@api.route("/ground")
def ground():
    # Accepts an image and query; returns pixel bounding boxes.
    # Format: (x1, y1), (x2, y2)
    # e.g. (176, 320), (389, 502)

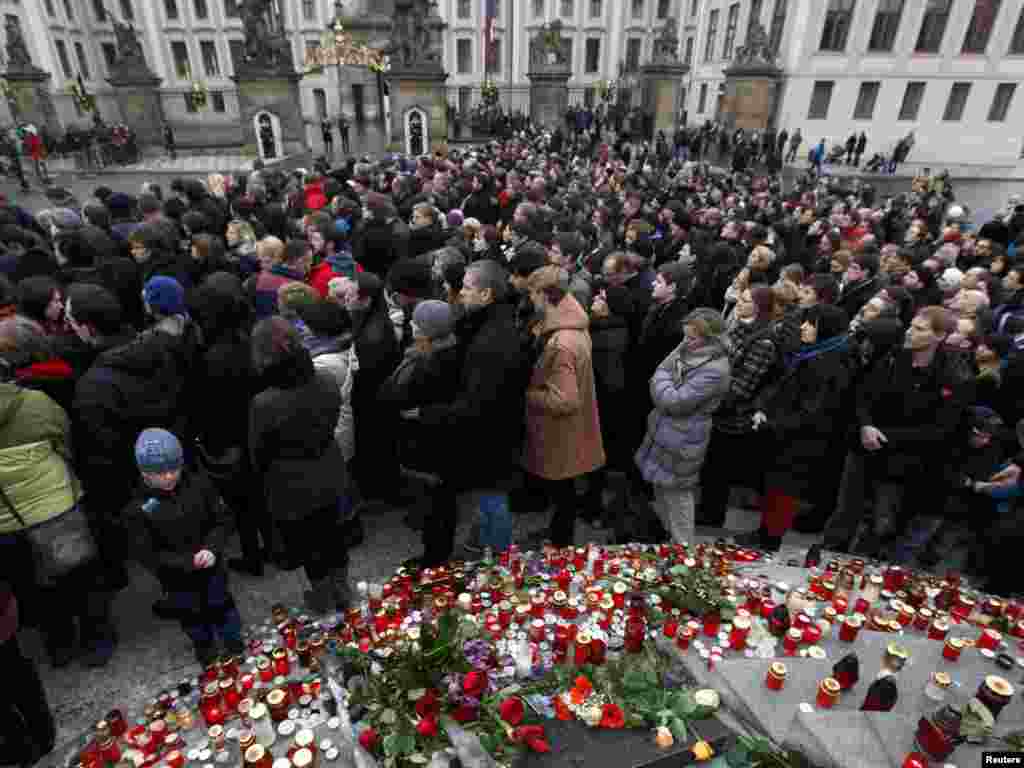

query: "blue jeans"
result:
(479, 493), (513, 551)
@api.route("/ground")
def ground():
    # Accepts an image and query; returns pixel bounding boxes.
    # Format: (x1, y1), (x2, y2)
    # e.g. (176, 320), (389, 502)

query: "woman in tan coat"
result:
(522, 266), (605, 546)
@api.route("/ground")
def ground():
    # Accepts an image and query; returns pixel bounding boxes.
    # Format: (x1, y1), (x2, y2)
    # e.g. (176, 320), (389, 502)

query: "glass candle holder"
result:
(839, 615), (862, 643)
(783, 628), (802, 655)
(977, 675), (1014, 720)
(923, 672), (952, 703)
(765, 662), (786, 691)
(977, 628), (1002, 651)
(589, 636), (607, 665)
(663, 619), (679, 639)
(703, 613), (721, 637)
(730, 617), (751, 650)
(816, 677), (841, 709)
(574, 632), (592, 665)
(928, 619), (950, 641)
(942, 637), (964, 661)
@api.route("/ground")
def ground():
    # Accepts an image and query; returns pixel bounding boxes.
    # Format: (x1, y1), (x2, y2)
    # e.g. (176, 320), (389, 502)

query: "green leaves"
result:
(383, 717), (416, 757)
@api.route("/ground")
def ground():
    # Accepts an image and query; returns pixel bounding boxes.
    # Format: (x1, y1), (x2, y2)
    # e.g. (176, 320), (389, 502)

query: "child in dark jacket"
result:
(124, 428), (243, 666)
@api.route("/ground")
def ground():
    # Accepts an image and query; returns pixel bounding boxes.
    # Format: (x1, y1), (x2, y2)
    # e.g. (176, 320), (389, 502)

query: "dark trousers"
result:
(352, 402), (400, 501)
(323, 137), (334, 156)
(697, 427), (766, 526)
(276, 502), (349, 582)
(165, 568), (242, 651)
(0, 635), (55, 767)
(519, 473), (579, 547)
(421, 480), (459, 567)
(215, 471), (273, 563)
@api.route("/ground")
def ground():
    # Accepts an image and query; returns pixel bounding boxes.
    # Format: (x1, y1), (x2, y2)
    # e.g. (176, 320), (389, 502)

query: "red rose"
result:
(512, 725), (550, 753)
(599, 703), (625, 729)
(415, 690), (440, 718)
(358, 727), (379, 751)
(450, 704), (479, 723)
(499, 697), (525, 726)
(416, 717), (438, 738)
(462, 670), (487, 698)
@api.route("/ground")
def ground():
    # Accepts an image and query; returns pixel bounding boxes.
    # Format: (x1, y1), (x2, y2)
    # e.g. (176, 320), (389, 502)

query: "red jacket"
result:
(304, 181), (327, 212)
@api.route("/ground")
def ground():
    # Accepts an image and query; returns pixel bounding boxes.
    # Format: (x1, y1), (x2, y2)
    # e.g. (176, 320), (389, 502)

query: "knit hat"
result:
(365, 191), (395, 220)
(106, 192), (136, 214)
(135, 428), (184, 474)
(412, 300), (455, 339)
(446, 210), (464, 228)
(143, 276), (186, 315)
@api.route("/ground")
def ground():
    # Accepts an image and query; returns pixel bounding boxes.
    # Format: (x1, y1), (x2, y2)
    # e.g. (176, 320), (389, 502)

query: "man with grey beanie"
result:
(379, 300), (463, 566)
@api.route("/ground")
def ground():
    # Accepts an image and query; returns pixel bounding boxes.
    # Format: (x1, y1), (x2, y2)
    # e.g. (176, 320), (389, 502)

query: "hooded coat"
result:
(759, 305), (854, 496)
(634, 336), (731, 489)
(522, 294), (605, 480)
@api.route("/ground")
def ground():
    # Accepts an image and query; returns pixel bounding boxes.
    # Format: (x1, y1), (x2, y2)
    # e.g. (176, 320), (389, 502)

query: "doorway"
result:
(352, 84), (366, 122)
(405, 108), (428, 156)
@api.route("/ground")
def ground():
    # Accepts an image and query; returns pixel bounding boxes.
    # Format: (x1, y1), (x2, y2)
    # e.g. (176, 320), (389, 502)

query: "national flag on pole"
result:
(483, 0), (497, 70)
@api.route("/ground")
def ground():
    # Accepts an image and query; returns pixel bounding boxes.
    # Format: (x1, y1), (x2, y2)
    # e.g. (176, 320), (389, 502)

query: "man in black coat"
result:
(419, 260), (529, 554)
(837, 250), (880, 321)
(351, 192), (410, 278)
(345, 272), (402, 504)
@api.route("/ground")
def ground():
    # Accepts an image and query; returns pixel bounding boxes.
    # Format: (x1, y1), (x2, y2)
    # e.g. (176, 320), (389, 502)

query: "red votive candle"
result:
(703, 613), (721, 637)
(765, 662), (786, 691)
(590, 636), (606, 665)
(942, 637), (964, 661)
(802, 624), (822, 645)
(574, 632), (591, 665)
(977, 628), (1002, 651)
(730, 617), (751, 650)
(783, 628), (802, 655)
(816, 677), (841, 709)
(839, 615), (862, 643)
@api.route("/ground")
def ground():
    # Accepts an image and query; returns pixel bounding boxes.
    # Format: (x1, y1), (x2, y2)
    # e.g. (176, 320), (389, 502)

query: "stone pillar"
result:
(386, 70), (449, 153)
(640, 62), (687, 143)
(232, 69), (309, 160)
(526, 70), (571, 131)
(3, 69), (59, 135)
(108, 71), (165, 147)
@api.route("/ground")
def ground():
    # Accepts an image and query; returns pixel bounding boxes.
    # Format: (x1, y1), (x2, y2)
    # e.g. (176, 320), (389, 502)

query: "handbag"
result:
(0, 482), (97, 587)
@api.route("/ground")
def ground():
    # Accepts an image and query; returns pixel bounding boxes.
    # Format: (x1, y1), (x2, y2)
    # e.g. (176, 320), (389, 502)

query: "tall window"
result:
(74, 42), (91, 79)
(868, 0), (903, 52)
(723, 3), (739, 59)
(62, 0), (74, 20)
(44, 0), (55, 17)
(120, 0), (133, 20)
(589, 0), (601, 17)
(228, 39), (245, 70)
(684, 36), (694, 65)
(533, 0), (544, 18)
(820, 0), (855, 51)
(314, 88), (327, 118)
(225, 0), (239, 17)
(457, 0), (470, 18)
(697, 82), (708, 112)
(704, 9), (718, 62)
(988, 83), (1016, 121)
(962, 0), (1001, 53)
(171, 40), (191, 78)
(626, 38), (642, 70)
(898, 81), (925, 119)
(165, 0), (179, 20)
(769, 0), (787, 52)
(631, 0), (644, 19)
(915, 0), (950, 53)
(584, 87), (595, 107)
(561, 0), (573, 17)
(201, 40), (220, 75)
(456, 38), (472, 73)
(101, 41), (117, 71)
(585, 38), (600, 72)
(185, 93), (198, 113)
(55, 40), (73, 78)
(92, 0), (107, 22)
(195, 0), (208, 19)
(690, 0), (698, 16)
(807, 80), (834, 119)
(492, 37), (503, 71)
(212, 92), (226, 112)
(852, 81), (880, 119)
(943, 82), (971, 120)
(1012, 7), (1024, 53)
(657, 0), (671, 19)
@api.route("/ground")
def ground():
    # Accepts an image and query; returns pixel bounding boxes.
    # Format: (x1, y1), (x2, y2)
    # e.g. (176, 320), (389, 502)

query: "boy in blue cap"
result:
(123, 428), (244, 665)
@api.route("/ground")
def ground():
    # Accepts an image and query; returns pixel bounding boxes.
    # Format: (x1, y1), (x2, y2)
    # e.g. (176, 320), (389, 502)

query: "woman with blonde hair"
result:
(226, 219), (259, 277)
(635, 309), (731, 543)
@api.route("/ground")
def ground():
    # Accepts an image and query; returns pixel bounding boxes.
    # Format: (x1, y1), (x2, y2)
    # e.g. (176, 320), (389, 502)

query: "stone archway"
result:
(404, 107), (427, 157)
(254, 110), (284, 162)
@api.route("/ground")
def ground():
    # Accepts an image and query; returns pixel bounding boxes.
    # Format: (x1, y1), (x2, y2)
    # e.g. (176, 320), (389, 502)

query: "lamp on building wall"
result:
(188, 79), (209, 111)
(66, 78), (97, 113)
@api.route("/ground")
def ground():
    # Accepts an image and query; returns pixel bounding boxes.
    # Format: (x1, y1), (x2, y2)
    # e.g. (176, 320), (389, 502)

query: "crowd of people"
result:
(0, 125), (1023, 760)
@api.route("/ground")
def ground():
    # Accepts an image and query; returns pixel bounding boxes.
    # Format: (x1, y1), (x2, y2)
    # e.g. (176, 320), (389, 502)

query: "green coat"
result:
(0, 382), (80, 535)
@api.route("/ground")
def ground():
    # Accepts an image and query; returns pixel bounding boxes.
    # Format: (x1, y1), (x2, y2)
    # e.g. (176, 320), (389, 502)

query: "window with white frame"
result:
(868, 0), (903, 52)
(915, 0), (950, 53)
(942, 82), (971, 121)
(988, 83), (1016, 121)
(820, 0), (855, 51)
(807, 80), (834, 119)
(456, 38), (472, 73)
(201, 40), (220, 76)
(723, 3), (739, 59)
(962, 0), (1001, 54)
(898, 81), (925, 120)
(703, 9), (718, 62)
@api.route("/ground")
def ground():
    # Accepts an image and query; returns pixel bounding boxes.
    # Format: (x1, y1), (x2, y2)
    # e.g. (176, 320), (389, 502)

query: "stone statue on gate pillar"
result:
(651, 18), (681, 64)
(387, 0), (444, 71)
(733, 20), (776, 67)
(113, 21), (147, 68)
(240, 0), (292, 70)
(529, 20), (571, 71)
(4, 17), (34, 72)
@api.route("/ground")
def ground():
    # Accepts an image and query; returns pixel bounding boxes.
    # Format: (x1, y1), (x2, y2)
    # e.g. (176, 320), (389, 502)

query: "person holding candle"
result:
(634, 309), (731, 544)
(123, 428), (245, 666)
(522, 266), (606, 548)
(736, 304), (852, 551)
